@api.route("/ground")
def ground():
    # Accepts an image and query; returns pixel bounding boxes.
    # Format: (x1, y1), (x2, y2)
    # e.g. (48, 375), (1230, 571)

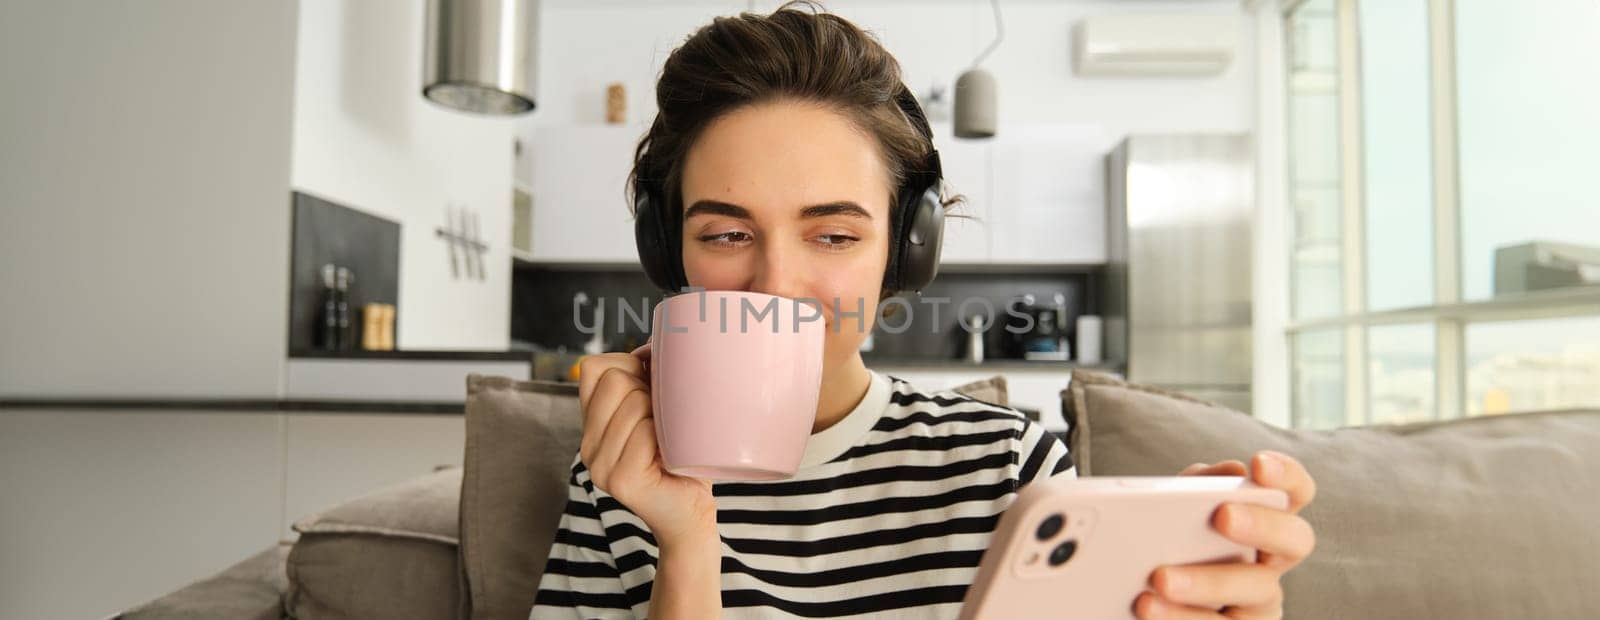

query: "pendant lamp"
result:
(954, 0), (1004, 139)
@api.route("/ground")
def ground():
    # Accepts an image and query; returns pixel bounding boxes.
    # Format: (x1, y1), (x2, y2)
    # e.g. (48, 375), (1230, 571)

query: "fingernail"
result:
(1260, 452), (1284, 481)
(1229, 503), (1253, 534)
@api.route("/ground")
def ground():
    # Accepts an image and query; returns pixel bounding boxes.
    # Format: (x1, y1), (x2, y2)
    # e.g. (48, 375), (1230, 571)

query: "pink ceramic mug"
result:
(630, 291), (826, 481)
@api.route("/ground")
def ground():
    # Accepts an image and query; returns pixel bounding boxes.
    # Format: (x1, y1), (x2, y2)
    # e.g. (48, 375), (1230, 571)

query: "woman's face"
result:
(679, 99), (893, 371)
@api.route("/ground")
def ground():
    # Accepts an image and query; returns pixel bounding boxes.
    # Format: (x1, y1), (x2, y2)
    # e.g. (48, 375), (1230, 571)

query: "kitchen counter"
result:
(288, 348), (531, 361)
(1, 350), (543, 413)
(0, 396), (470, 414)
(284, 351), (533, 401)
(3, 354), (1110, 418)
(862, 355), (1122, 372)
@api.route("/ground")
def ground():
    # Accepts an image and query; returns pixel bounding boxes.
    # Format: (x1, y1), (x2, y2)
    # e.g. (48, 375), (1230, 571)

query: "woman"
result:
(535, 3), (1316, 618)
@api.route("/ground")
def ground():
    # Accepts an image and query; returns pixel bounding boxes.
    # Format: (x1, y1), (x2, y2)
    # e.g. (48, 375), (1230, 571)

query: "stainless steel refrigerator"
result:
(1104, 135), (1255, 412)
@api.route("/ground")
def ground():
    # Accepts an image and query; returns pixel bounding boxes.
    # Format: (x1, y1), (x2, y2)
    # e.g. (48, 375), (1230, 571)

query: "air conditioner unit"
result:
(1075, 14), (1238, 76)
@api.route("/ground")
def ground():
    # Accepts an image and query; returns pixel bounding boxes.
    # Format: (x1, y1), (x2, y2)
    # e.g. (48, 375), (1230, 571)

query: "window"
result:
(1456, 0), (1600, 303)
(1467, 316), (1600, 416)
(1291, 328), (1345, 428)
(1282, 0), (1600, 428)
(1367, 323), (1435, 424)
(1286, 0), (1343, 322)
(1359, 0), (1433, 313)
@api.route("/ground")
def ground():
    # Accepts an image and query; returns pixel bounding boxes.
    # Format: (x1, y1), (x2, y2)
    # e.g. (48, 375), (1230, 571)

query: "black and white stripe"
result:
(532, 373), (1074, 619)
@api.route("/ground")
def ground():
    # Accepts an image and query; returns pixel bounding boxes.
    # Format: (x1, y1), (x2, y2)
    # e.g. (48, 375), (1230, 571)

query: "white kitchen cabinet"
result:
(988, 125), (1110, 265)
(930, 126), (992, 265)
(0, 409), (285, 620)
(0, 405), (471, 618)
(527, 124), (649, 263)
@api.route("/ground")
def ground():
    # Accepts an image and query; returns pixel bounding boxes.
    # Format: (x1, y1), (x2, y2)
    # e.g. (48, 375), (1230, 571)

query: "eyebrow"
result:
(683, 199), (873, 221)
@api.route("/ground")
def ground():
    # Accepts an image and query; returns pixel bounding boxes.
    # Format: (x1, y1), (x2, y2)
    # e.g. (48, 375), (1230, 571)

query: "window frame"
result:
(1279, 0), (1600, 426)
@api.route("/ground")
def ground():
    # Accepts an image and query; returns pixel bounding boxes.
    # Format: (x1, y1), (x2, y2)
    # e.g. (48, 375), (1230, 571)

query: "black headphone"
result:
(633, 84), (945, 295)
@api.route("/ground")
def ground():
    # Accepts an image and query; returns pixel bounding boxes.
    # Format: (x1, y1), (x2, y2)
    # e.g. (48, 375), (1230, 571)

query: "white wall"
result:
(0, 2), (506, 617)
(291, 0), (517, 351)
(0, 0), (298, 398)
(519, 0), (1255, 183)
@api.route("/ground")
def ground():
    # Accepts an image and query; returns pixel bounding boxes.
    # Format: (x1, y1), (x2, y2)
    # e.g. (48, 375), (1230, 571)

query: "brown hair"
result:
(628, 0), (961, 298)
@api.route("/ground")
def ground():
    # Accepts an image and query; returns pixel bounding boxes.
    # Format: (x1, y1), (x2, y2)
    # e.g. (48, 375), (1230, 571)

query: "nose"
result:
(747, 237), (810, 302)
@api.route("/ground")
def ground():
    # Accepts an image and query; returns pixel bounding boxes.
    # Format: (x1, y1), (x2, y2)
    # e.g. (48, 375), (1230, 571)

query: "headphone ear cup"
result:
(896, 185), (945, 293)
(633, 191), (679, 292)
(885, 87), (943, 294)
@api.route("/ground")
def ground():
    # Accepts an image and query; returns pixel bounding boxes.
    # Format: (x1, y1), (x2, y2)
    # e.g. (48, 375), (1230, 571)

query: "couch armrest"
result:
(286, 466), (463, 619)
(115, 541), (290, 620)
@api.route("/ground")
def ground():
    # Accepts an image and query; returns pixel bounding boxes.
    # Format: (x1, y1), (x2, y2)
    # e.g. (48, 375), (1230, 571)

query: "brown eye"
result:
(699, 231), (752, 247)
(814, 234), (859, 249)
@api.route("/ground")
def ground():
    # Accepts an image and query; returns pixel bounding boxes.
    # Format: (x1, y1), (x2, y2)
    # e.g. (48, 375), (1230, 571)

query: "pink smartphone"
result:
(959, 476), (1289, 620)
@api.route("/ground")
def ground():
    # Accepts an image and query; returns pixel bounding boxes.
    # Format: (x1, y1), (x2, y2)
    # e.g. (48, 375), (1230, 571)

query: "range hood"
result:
(422, 0), (538, 115)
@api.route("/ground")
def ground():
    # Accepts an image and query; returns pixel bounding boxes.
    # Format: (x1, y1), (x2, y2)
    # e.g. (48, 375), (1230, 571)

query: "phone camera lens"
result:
(1035, 513), (1065, 541)
(1048, 539), (1077, 567)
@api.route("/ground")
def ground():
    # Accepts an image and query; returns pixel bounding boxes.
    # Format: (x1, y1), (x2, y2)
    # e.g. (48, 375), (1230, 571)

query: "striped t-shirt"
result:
(532, 370), (1075, 618)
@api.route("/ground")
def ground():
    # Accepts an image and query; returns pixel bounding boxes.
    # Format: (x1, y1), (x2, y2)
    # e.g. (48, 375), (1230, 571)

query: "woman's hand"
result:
(576, 352), (718, 544)
(1135, 451), (1318, 620)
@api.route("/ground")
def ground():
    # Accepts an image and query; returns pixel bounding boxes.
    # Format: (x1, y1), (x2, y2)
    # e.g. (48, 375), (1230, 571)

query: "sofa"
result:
(117, 370), (1600, 619)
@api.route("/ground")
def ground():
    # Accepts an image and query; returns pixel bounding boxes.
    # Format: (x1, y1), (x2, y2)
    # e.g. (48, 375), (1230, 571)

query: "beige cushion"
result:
(286, 466), (463, 619)
(949, 375), (1008, 407)
(459, 374), (583, 620)
(1062, 369), (1600, 620)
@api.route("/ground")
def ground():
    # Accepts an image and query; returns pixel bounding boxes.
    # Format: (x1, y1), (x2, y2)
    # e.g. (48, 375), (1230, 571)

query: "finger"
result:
(576, 355), (603, 411)
(577, 367), (629, 467)
(1251, 451), (1316, 513)
(1152, 563), (1283, 611)
(613, 413), (661, 482)
(589, 389), (652, 492)
(1134, 591), (1224, 620)
(1213, 503), (1316, 570)
(577, 354), (645, 412)
(578, 368), (648, 467)
(1180, 460), (1248, 477)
